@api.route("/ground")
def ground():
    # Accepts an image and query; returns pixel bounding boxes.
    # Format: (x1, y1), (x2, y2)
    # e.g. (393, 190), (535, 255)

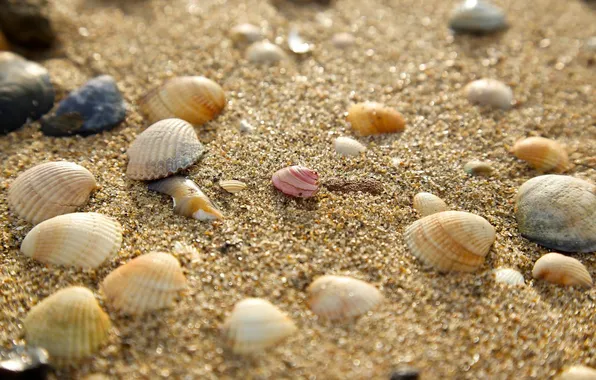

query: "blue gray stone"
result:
(449, 0), (507, 34)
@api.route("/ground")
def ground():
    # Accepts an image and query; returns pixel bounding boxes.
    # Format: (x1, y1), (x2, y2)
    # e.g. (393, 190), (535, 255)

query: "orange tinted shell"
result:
(346, 102), (406, 136)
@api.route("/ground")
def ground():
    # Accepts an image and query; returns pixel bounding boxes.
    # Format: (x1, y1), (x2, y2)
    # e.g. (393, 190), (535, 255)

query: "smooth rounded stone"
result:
(331, 32), (355, 48)
(449, 0), (507, 34)
(464, 160), (493, 176)
(464, 79), (513, 110)
(0, 0), (55, 47)
(229, 23), (262, 47)
(0, 346), (50, 380)
(245, 41), (288, 64)
(515, 175), (596, 253)
(390, 367), (420, 380)
(0, 52), (55, 134)
(41, 75), (126, 136)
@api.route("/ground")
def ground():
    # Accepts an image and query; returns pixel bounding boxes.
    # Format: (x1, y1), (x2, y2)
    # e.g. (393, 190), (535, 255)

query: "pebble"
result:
(390, 367), (420, 380)
(464, 78), (513, 110)
(41, 75), (126, 136)
(0, 345), (51, 380)
(0, 0), (55, 47)
(229, 23), (262, 47)
(449, 0), (507, 34)
(324, 177), (383, 195)
(331, 32), (355, 49)
(245, 40), (288, 64)
(464, 160), (493, 176)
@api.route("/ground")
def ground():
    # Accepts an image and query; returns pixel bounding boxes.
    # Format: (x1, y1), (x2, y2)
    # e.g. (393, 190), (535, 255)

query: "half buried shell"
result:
(346, 102), (406, 136)
(512, 136), (569, 172)
(532, 253), (592, 288)
(412, 192), (449, 217)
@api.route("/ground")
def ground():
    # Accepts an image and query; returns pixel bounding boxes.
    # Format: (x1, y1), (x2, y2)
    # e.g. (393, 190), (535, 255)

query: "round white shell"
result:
(493, 268), (525, 286)
(464, 79), (513, 110)
(334, 137), (366, 156)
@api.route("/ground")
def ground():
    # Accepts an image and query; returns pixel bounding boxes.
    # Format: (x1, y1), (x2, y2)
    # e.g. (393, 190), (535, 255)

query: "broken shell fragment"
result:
(24, 287), (111, 362)
(334, 136), (366, 156)
(464, 79), (513, 110)
(219, 179), (247, 194)
(464, 160), (493, 176)
(8, 161), (97, 225)
(21, 212), (123, 269)
(102, 252), (187, 314)
(532, 253), (592, 288)
(449, 0), (507, 34)
(139, 76), (225, 125)
(512, 136), (569, 173)
(404, 211), (496, 272)
(493, 268), (525, 286)
(346, 102), (406, 136)
(412, 192), (449, 217)
(272, 165), (319, 198)
(556, 366), (596, 380)
(245, 41), (288, 64)
(222, 298), (297, 354)
(230, 23), (262, 46)
(307, 275), (383, 320)
(148, 176), (224, 221)
(126, 118), (205, 180)
(288, 28), (311, 54)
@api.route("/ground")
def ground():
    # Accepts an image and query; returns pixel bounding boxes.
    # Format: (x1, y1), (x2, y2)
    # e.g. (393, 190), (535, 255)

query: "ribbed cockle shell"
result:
(412, 192), (449, 217)
(532, 253), (592, 288)
(219, 179), (247, 194)
(493, 268), (525, 286)
(512, 136), (569, 173)
(272, 165), (319, 198)
(346, 102), (406, 136)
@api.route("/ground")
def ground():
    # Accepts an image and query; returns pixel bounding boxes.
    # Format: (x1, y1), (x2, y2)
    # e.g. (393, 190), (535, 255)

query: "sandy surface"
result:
(1, 0), (595, 378)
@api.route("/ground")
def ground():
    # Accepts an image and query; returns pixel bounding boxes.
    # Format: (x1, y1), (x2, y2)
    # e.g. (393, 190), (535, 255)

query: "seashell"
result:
(412, 192), (449, 217)
(464, 78), (513, 110)
(288, 28), (311, 54)
(346, 102), (406, 136)
(515, 175), (596, 253)
(102, 252), (187, 314)
(41, 75), (126, 137)
(139, 76), (225, 126)
(464, 160), (493, 176)
(0, 52), (55, 134)
(126, 118), (205, 180)
(404, 211), (496, 272)
(0, 0), (55, 47)
(532, 253), (592, 288)
(324, 177), (383, 195)
(21, 212), (123, 269)
(307, 275), (383, 320)
(0, 345), (50, 376)
(449, 0), (507, 34)
(219, 179), (247, 194)
(272, 165), (319, 198)
(512, 136), (569, 173)
(556, 365), (596, 380)
(331, 32), (355, 49)
(230, 23), (262, 46)
(24, 287), (111, 362)
(239, 119), (256, 133)
(493, 268), (525, 286)
(8, 161), (97, 225)
(245, 41), (288, 64)
(222, 298), (297, 354)
(148, 176), (224, 220)
(334, 136), (366, 156)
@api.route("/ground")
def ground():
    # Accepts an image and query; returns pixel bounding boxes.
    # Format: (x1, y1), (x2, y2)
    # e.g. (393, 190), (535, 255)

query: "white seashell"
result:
(331, 32), (355, 49)
(464, 79), (513, 110)
(449, 0), (507, 34)
(493, 268), (525, 286)
(246, 41), (288, 64)
(307, 275), (383, 320)
(230, 23), (262, 46)
(532, 253), (592, 288)
(288, 28), (311, 54)
(222, 298), (297, 354)
(412, 192), (449, 217)
(21, 212), (122, 269)
(334, 136), (366, 156)
(239, 119), (256, 133)
(219, 179), (247, 193)
(556, 365), (596, 380)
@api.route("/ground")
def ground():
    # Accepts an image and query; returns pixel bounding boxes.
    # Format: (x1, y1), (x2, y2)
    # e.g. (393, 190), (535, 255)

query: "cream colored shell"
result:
(412, 192), (449, 217)
(512, 136), (569, 172)
(219, 179), (247, 193)
(8, 161), (97, 225)
(346, 102), (406, 136)
(464, 160), (494, 176)
(307, 275), (383, 320)
(24, 287), (111, 362)
(404, 211), (496, 272)
(102, 252), (187, 314)
(334, 137), (366, 156)
(493, 268), (525, 286)
(532, 253), (592, 288)
(245, 41), (288, 64)
(21, 212), (122, 269)
(464, 78), (513, 109)
(230, 23), (262, 46)
(555, 365), (596, 380)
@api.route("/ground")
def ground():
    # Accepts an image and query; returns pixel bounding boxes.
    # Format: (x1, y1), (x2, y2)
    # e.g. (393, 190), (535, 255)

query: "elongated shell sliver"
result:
(148, 176), (223, 221)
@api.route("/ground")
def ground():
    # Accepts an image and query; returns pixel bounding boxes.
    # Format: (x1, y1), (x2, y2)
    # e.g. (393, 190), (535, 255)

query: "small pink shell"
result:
(272, 165), (319, 198)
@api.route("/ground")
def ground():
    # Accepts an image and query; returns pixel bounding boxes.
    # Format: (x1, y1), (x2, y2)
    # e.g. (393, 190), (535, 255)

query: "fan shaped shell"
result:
(512, 136), (568, 172)
(219, 179), (247, 194)
(493, 268), (525, 286)
(412, 192), (449, 217)
(532, 253), (592, 288)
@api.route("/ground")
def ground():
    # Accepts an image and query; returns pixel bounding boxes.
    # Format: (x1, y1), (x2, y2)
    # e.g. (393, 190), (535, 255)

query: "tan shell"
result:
(307, 275), (383, 320)
(219, 179), (247, 193)
(222, 298), (297, 354)
(24, 287), (111, 362)
(412, 192), (449, 217)
(346, 102), (406, 136)
(139, 76), (225, 125)
(404, 211), (496, 272)
(126, 118), (204, 180)
(8, 161), (97, 225)
(532, 253), (592, 288)
(464, 160), (494, 176)
(102, 252), (187, 314)
(556, 365), (596, 380)
(21, 212), (122, 269)
(493, 268), (525, 286)
(245, 41), (288, 64)
(512, 137), (569, 172)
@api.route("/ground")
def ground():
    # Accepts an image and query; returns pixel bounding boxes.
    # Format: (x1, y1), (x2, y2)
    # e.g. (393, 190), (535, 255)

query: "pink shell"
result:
(272, 165), (319, 198)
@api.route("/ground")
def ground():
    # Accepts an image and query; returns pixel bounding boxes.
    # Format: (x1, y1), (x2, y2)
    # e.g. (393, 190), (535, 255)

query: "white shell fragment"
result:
(230, 23), (262, 46)
(493, 268), (525, 286)
(239, 119), (256, 133)
(412, 192), (449, 217)
(464, 79), (513, 110)
(449, 0), (507, 34)
(246, 41), (288, 64)
(556, 365), (596, 380)
(219, 179), (247, 193)
(222, 298), (297, 354)
(288, 28), (311, 54)
(334, 136), (366, 156)
(307, 275), (383, 320)
(532, 253), (592, 288)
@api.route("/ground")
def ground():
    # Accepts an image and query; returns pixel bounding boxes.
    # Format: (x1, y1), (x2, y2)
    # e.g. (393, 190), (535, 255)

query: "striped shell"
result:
(556, 366), (596, 380)
(222, 298), (297, 354)
(102, 252), (187, 314)
(346, 102), (406, 136)
(21, 212), (122, 269)
(307, 275), (383, 320)
(464, 79), (513, 109)
(8, 161), (97, 225)
(139, 76), (225, 126)
(512, 137), (569, 172)
(532, 253), (592, 288)
(493, 268), (525, 286)
(245, 41), (288, 64)
(126, 118), (204, 180)
(148, 176), (224, 220)
(412, 192), (449, 217)
(219, 179), (247, 193)
(334, 136), (366, 156)
(464, 160), (493, 176)
(24, 287), (111, 363)
(404, 211), (496, 272)
(272, 165), (319, 198)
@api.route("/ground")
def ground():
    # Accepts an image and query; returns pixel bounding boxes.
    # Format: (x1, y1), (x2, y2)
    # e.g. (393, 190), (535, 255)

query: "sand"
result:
(1, 0), (595, 378)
